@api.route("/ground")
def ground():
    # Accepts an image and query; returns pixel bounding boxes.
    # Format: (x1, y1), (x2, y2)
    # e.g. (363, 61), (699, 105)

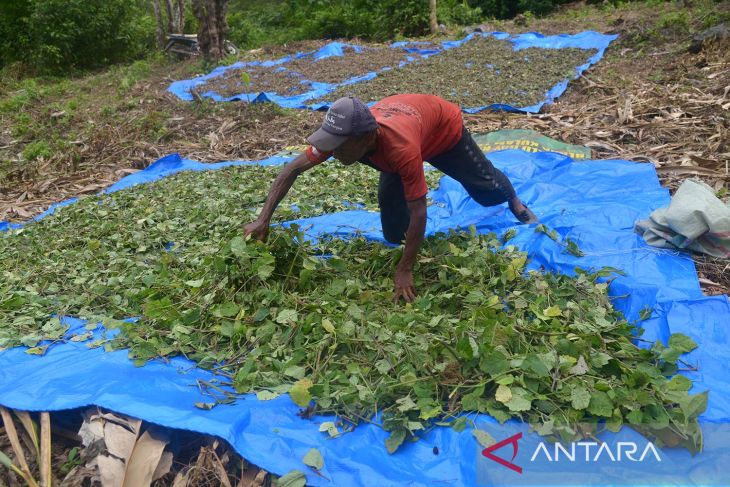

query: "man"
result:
(244, 94), (537, 302)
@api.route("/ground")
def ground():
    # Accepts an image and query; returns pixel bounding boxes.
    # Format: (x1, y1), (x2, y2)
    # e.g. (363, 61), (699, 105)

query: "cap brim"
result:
(306, 127), (349, 152)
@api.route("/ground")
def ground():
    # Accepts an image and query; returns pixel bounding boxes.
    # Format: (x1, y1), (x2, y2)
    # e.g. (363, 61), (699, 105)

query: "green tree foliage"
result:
(467, 0), (572, 19)
(0, 0), (155, 73)
(225, 0), (580, 50)
(0, 0), (585, 73)
(227, 0), (484, 48)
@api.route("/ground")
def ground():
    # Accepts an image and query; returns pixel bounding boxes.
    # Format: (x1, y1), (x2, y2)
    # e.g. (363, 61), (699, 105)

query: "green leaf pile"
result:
(0, 163), (706, 454)
(118, 228), (705, 453)
(0, 161), (440, 348)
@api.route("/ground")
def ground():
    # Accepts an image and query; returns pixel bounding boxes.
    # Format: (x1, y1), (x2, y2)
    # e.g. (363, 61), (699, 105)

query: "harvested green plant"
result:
(0, 163), (705, 454)
(0, 161), (441, 348)
(317, 36), (598, 108)
(118, 227), (705, 453)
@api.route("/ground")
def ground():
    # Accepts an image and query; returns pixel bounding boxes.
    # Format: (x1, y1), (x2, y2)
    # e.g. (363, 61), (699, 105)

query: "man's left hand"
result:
(393, 269), (416, 303)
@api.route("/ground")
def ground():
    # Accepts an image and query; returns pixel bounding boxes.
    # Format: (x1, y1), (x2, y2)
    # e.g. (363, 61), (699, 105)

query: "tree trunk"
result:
(191, 0), (230, 60)
(429, 0), (438, 35)
(152, 0), (166, 49)
(165, 0), (175, 33)
(176, 0), (185, 33)
(166, 0), (185, 33)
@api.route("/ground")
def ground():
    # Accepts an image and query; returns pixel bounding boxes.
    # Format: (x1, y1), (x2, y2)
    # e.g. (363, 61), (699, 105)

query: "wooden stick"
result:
(40, 412), (51, 487)
(13, 411), (40, 458)
(0, 407), (31, 479)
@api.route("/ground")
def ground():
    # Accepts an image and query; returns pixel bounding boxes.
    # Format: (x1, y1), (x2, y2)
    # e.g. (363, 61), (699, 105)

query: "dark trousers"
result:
(379, 126), (517, 244)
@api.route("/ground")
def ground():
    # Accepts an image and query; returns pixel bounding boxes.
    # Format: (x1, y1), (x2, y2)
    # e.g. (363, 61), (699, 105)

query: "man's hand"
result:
(392, 196), (426, 304)
(393, 268), (416, 303)
(243, 219), (269, 241)
(248, 153), (324, 239)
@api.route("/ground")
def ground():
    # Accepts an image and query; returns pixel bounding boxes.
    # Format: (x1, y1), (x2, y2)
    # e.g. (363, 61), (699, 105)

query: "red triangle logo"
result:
(481, 432), (523, 474)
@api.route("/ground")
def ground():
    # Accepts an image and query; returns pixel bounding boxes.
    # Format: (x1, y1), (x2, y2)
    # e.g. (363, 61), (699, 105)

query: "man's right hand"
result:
(243, 219), (269, 241)
(243, 152), (324, 243)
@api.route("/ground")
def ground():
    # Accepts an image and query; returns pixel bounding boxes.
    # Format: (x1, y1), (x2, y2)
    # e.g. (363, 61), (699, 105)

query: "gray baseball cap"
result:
(306, 97), (378, 152)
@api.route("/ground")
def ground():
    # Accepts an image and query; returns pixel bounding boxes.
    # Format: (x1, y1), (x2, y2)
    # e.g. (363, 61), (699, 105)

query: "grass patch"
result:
(22, 140), (52, 161)
(657, 10), (690, 30)
(118, 58), (156, 92)
(0, 54), (175, 188)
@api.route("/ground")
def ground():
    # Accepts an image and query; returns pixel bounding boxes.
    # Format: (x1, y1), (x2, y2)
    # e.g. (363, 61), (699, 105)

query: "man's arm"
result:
(244, 153), (323, 240)
(393, 196), (427, 303)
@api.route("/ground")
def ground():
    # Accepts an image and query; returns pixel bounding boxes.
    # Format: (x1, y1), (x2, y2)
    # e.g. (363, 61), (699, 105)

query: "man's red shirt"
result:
(305, 94), (463, 201)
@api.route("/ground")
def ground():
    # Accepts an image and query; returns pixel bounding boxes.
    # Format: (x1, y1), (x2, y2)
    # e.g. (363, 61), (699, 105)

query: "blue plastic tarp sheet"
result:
(167, 31), (617, 113)
(2, 148), (730, 486)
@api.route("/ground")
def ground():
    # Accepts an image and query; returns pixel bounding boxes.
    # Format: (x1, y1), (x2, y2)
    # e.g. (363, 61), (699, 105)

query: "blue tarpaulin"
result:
(1, 147), (730, 485)
(167, 31), (617, 113)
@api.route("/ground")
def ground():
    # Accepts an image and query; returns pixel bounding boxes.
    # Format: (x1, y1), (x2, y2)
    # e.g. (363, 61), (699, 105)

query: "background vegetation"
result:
(0, 0), (662, 75)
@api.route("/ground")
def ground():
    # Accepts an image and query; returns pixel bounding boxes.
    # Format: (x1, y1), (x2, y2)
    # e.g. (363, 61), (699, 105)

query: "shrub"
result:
(0, 0), (155, 73)
(468, 0), (572, 19)
(439, 1), (484, 26)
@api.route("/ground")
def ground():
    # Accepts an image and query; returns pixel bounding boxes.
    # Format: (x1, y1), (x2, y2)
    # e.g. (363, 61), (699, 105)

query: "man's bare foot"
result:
(509, 198), (539, 224)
